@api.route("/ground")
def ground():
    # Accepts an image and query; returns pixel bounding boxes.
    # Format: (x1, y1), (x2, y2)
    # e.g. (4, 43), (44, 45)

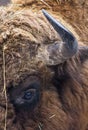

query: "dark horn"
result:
(40, 10), (78, 65)
(42, 9), (78, 52)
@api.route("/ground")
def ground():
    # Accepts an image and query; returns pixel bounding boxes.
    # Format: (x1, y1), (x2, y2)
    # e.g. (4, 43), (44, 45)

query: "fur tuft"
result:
(11, 0), (35, 5)
(11, 0), (70, 6)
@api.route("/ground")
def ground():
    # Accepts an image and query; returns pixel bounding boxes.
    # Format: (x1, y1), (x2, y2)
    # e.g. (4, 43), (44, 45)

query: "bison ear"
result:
(79, 46), (88, 63)
(37, 10), (78, 65)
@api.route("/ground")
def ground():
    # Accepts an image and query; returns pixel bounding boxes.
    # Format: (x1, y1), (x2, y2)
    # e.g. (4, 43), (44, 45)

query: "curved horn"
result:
(38, 9), (78, 65)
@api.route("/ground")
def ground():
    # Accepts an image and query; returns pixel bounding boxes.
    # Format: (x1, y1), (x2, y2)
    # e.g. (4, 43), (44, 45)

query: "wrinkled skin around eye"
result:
(8, 77), (41, 111)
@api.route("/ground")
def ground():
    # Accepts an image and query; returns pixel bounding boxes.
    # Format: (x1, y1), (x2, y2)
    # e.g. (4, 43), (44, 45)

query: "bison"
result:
(0, 1), (88, 130)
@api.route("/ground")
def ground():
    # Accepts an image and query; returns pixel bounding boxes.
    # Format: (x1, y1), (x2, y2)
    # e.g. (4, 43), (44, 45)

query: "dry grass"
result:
(2, 45), (8, 130)
(40, 0), (51, 8)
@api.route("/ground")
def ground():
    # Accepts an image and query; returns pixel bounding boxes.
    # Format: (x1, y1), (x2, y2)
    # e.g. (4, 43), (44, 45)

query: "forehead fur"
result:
(0, 7), (60, 42)
(0, 7), (60, 87)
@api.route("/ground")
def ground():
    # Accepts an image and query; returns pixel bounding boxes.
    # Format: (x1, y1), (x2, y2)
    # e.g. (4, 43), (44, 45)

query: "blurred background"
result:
(0, 0), (10, 6)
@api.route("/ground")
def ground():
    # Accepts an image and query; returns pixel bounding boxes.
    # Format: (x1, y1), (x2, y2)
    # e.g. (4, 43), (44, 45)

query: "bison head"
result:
(0, 9), (88, 130)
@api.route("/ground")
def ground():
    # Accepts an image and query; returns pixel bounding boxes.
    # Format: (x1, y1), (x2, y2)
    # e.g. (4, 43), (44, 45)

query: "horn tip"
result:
(42, 9), (47, 16)
(42, 9), (46, 13)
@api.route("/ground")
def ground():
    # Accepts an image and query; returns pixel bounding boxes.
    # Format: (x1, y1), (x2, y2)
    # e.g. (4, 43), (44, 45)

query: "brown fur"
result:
(0, 1), (88, 130)
(10, 0), (88, 42)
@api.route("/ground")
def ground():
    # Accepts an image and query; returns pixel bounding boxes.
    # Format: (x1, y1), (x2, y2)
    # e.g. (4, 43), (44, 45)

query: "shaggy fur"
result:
(10, 0), (88, 42)
(0, 1), (88, 130)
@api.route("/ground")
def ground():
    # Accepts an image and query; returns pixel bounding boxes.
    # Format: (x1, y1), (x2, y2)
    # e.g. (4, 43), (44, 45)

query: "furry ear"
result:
(79, 46), (88, 64)
(11, 0), (35, 5)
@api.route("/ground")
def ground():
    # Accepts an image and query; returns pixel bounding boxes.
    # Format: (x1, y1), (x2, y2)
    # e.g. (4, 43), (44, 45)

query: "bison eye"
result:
(23, 89), (36, 100)
(8, 82), (40, 110)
